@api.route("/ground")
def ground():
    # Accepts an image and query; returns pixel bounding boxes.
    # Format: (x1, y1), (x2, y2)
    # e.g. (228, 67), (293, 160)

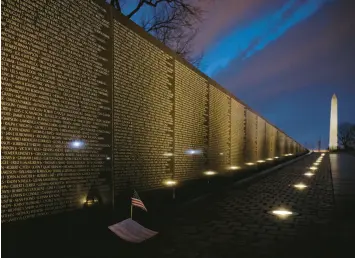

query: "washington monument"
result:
(329, 94), (338, 150)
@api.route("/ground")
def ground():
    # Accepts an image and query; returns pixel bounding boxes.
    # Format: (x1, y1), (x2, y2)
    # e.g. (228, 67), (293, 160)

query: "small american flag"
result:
(131, 190), (147, 212)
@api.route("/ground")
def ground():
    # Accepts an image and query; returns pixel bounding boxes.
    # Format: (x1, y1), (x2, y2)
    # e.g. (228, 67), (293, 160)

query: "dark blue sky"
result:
(123, 0), (355, 149)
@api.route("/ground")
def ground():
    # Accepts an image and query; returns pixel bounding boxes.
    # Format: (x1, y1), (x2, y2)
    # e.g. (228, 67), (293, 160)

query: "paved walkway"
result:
(123, 153), (335, 258)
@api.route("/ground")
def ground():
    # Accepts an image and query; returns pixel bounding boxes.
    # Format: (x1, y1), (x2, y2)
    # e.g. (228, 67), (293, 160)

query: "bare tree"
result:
(110, 0), (204, 67)
(338, 123), (355, 149)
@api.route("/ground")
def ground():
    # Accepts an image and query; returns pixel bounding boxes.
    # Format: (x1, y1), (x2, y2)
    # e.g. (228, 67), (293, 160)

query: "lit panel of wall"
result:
(257, 117), (267, 161)
(266, 123), (276, 158)
(174, 61), (208, 180)
(208, 85), (231, 172)
(245, 110), (257, 163)
(278, 133), (286, 156)
(230, 99), (245, 167)
(113, 20), (174, 191)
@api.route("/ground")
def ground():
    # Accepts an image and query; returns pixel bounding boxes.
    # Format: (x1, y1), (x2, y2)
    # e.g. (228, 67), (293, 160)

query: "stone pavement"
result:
(126, 153), (335, 258)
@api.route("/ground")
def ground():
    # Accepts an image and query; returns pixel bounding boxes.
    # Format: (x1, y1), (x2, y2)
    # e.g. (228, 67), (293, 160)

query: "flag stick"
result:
(130, 205), (133, 219)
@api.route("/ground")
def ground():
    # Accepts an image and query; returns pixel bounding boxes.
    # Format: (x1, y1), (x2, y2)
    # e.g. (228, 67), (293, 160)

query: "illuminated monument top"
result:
(329, 94), (338, 150)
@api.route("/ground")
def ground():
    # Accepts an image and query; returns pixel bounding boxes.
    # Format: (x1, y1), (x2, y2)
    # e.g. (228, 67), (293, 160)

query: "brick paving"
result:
(133, 153), (334, 258)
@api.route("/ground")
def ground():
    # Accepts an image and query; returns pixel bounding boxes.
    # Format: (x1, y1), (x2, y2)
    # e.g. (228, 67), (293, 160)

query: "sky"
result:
(122, 0), (355, 149)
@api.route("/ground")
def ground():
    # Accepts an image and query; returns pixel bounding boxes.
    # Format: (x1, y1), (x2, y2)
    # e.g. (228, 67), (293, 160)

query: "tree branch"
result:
(110, 0), (121, 12)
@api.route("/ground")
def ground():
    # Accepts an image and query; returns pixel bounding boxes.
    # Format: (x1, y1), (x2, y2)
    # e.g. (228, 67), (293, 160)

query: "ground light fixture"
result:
(245, 162), (255, 166)
(229, 166), (240, 170)
(164, 180), (177, 186)
(257, 160), (265, 163)
(304, 172), (315, 177)
(268, 209), (296, 219)
(164, 180), (178, 199)
(83, 197), (98, 206)
(293, 183), (308, 190)
(309, 166), (317, 171)
(204, 171), (217, 176)
(274, 156), (279, 159)
(266, 158), (273, 161)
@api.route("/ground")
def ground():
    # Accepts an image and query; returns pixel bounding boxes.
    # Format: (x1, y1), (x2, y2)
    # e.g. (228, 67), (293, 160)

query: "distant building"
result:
(329, 94), (338, 150)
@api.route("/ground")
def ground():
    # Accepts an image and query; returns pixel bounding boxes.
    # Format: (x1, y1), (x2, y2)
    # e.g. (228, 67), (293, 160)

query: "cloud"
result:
(214, 0), (355, 104)
(199, 0), (329, 77)
(193, 0), (286, 52)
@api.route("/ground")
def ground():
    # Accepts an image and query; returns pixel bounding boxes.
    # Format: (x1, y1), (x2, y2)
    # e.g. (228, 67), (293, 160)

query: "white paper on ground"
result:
(108, 218), (158, 243)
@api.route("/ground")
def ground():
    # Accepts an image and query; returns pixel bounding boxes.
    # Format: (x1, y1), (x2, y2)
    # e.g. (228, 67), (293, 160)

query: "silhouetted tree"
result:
(338, 123), (355, 149)
(110, 0), (205, 67)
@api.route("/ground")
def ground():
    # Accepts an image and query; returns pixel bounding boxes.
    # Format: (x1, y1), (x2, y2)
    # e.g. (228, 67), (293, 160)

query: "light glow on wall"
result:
(69, 140), (85, 149)
(185, 149), (202, 155)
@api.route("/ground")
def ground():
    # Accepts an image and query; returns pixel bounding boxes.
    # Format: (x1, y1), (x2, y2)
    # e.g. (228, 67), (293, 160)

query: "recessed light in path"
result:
(229, 166), (240, 170)
(268, 209), (297, 218)
(203, 171), (217, 176)
(293, 183), (308, 190)
(304, 172), (314, 177)
(164, 180), (177, 186)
